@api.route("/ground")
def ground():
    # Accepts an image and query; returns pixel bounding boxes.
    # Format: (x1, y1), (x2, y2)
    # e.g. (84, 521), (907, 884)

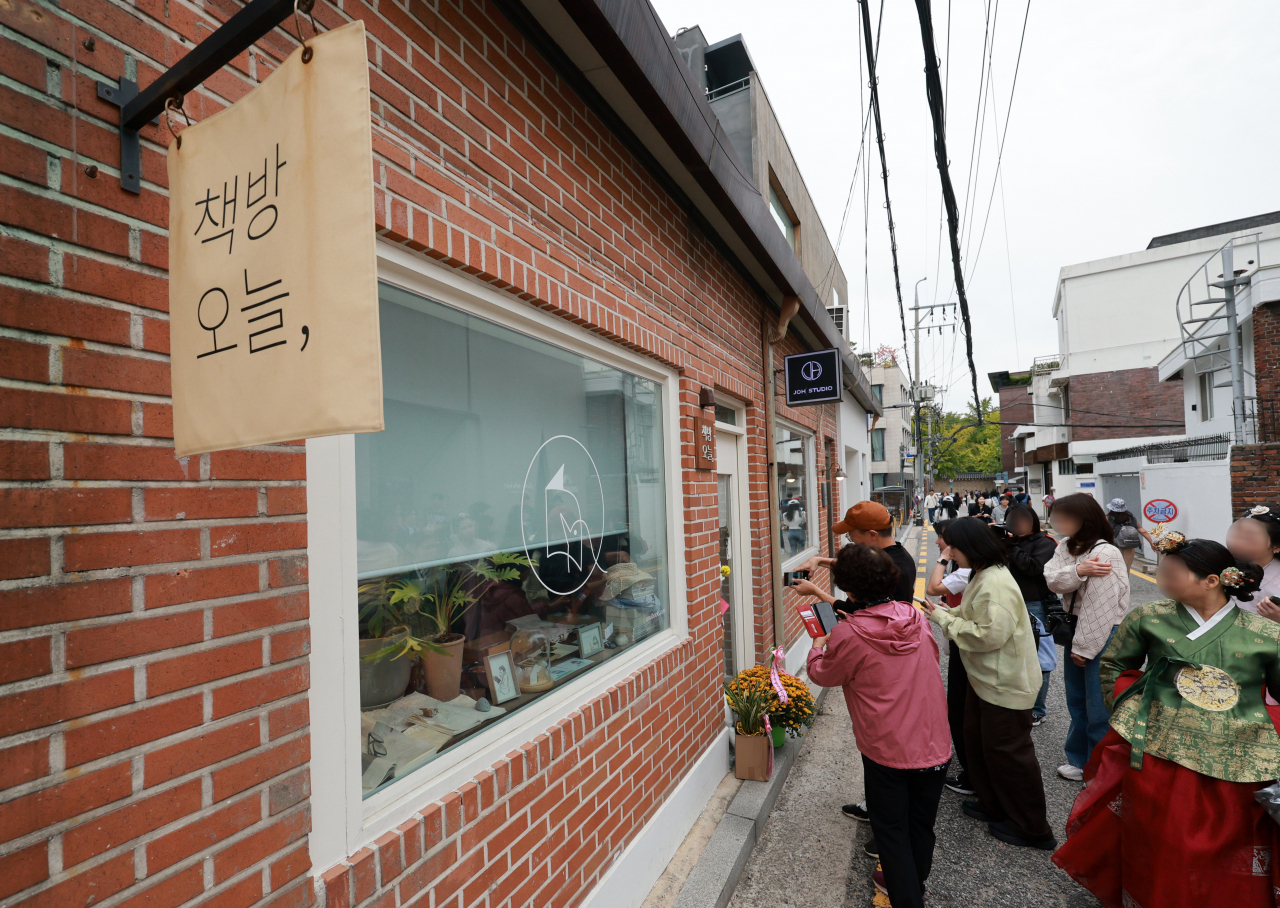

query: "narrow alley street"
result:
(724, 525), (1165, 908)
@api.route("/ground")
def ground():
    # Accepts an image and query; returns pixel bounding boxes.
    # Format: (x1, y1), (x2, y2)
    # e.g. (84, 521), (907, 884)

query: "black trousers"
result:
(963, 682), (1052, 840)
(946, 640), (969, 773)
(862, 754), (948, 908)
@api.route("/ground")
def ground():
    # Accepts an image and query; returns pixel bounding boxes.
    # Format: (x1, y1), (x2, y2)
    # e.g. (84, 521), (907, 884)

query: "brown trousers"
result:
(963, 682), (1052, 840)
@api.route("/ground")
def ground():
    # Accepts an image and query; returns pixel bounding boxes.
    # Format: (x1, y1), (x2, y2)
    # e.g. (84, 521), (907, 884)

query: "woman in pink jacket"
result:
(804, 544), (951, 908)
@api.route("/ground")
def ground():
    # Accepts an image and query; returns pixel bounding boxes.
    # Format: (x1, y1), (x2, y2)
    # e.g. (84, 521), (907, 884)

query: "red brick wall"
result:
(1067, 367), (1184, 442)
(1255, 302), (1280, 442)
(997, 385), (1033, 474)
(1231, 443), (1280, 514)
(0, 0), (837, 906)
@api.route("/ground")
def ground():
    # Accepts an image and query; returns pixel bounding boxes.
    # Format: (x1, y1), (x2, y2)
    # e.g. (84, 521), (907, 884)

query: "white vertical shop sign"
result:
(168, 20), (383, 456)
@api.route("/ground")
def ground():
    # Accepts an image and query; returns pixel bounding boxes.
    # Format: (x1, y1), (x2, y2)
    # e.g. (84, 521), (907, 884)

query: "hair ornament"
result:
(1150, 524), (1187, 554)
(1219, 566), (1246, 589)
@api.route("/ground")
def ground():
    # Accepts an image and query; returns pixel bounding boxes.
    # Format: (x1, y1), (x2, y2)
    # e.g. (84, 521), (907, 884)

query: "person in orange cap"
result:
(802, 501), (917, 603)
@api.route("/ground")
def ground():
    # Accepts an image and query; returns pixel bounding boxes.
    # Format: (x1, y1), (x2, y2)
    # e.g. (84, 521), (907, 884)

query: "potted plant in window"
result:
(357, 578), (431, 709)
(724, 673), (772, 782)
(362, 553), (532, 702)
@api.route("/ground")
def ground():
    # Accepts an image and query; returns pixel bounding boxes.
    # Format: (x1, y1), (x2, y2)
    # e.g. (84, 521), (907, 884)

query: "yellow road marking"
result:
(1130, 568), (1156, 584)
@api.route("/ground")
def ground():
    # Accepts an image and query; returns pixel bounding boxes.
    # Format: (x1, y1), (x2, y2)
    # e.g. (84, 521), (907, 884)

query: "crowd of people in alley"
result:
(792, 493), (1280, 908)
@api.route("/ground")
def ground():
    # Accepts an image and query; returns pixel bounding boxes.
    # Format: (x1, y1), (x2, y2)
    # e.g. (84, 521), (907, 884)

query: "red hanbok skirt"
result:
(1053, 672), (1280, 908)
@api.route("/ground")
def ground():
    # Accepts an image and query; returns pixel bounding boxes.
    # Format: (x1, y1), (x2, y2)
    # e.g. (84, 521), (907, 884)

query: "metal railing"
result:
(706, 77), (750, 102)
(1095, 433), (1231, 464)
(1031, 354), (1062, 375)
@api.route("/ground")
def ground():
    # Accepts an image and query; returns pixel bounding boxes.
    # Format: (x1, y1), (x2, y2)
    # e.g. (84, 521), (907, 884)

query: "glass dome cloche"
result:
(511, 628), (555, 693)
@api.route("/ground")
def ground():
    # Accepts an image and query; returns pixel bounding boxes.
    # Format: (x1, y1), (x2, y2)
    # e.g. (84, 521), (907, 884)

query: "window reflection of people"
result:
(782, 499), (806, 556)
(448, 514), (494, 558)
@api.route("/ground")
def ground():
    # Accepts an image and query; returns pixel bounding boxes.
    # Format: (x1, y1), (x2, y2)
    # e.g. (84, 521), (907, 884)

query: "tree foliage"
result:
(927, 398), (1002, 479)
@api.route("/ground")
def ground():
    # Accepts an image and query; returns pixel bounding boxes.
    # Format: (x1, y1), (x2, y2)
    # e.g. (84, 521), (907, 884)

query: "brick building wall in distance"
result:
(997, 384), (1034, 474)
(1231, 301), (1280, 511)
(1067, 367), (1185, 442)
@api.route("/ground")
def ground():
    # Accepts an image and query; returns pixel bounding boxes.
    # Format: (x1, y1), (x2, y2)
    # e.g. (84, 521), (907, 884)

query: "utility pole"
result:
(909, 298), (955, 497)
(912, 277), (926, 500)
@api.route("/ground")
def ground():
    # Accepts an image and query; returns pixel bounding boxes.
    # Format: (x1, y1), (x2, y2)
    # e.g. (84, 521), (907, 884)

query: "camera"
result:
(784, 570), (810, 587)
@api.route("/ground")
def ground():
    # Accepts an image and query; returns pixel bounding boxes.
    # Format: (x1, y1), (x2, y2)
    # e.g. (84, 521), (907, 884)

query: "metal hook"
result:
(165, 96), (191, 148)
(294, 0), (317, 63)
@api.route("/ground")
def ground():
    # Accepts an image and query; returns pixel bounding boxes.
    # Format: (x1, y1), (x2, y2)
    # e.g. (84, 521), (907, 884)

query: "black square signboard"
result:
(783, 349), (842, 406)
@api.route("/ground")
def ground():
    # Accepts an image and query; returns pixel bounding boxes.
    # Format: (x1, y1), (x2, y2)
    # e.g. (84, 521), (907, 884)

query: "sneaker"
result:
(842, 801), (870, 822)
(863, 836), (879, 858)
(962, 800), (999, 823)
(1057, 763), (1084, 781)
(988, 820), (1058, 850)
(944, 773), (975, 795)
(1031, 715), (1045, 727)
(872, 868), (888, 895)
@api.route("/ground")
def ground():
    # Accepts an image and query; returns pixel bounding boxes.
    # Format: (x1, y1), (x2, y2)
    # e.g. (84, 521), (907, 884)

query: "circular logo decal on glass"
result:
(521, 435), (605, 596)
(800, 360), (823, 381)
(1175, 664), (1239, 712)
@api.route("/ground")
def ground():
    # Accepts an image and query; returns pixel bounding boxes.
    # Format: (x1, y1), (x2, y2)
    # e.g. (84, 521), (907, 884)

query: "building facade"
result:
(0, 2), (877, 908)
(1002, 213), (1280, 535)
(865, 362), (913, 493)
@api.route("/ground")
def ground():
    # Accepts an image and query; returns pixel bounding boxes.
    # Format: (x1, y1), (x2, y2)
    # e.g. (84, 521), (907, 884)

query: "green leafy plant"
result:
(360, 552), (532, 664)
(724, 676), (770, 737)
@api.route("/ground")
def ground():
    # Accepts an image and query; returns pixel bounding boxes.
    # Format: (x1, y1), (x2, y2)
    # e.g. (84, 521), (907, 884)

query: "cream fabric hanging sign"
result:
(168, 19), (383, 457)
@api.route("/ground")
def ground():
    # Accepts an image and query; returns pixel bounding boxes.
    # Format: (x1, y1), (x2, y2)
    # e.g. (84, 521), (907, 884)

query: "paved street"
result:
(727, 524), (1164, 908)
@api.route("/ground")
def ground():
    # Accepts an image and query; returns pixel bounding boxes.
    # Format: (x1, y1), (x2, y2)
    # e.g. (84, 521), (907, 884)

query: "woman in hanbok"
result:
(1052, 534), (1278, 908)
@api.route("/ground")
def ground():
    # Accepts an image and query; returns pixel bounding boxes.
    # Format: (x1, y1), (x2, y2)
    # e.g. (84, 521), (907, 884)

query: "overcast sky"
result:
(647, 0), (1280, 414)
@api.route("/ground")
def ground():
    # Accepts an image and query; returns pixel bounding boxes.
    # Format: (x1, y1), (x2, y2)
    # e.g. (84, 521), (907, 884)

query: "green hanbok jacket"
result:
(1101, 599), (1280, 783)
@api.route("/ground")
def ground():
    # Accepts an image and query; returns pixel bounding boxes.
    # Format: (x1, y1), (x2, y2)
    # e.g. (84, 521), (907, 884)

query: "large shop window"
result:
(354, 283), (670, 799)
(776, 425), (814, 563)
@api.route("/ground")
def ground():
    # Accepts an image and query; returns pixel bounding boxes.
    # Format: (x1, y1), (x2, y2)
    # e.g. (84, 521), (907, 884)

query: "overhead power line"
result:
(912, 0), (983, 418)
(857, 0), (913, 387)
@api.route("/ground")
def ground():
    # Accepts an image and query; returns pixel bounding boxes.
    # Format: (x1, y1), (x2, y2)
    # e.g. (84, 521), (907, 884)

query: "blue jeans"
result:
(1063, 627), (1118, 769)
(1025, 602), (1052, 720)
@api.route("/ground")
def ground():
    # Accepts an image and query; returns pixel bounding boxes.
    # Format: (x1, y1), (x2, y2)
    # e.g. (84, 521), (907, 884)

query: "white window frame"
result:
(776, 418), (817, 571)
(306, 240), (688, 871)
(713, 396), (753, 678)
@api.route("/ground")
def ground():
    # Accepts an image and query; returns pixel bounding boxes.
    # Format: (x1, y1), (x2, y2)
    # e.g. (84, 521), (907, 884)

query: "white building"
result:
(1012, 213), (1280, 540)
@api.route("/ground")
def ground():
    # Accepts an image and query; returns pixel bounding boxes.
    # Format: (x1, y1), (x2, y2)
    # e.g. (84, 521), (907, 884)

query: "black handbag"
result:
(1047, 593), (1079, 647)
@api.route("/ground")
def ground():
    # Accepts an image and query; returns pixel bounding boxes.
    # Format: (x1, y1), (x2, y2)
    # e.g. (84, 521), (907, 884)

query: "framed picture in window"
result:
(577, 623), (604, 659)
(483, 651), (520, 705)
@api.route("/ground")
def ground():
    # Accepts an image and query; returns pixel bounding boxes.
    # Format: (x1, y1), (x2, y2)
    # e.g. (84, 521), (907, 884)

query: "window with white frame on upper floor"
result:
(776, 424), (815, 564)
(871, 428), (885, 462)
(1198, 371), (1215, 421)
(350, 279), (674, 802)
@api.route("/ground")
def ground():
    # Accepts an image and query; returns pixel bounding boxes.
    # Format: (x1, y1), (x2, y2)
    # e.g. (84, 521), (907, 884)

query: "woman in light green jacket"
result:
(923, 518), (1054, 850)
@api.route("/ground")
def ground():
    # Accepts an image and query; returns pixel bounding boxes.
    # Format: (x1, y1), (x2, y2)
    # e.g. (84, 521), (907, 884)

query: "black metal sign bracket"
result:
(96, 0), (312, 194)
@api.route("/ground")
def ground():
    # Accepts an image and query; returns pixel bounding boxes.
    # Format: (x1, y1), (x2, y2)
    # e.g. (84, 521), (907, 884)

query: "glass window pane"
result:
(871, 428), (885, 462)
(714, 404), (737, 426)
(871, 384), (883, 404)
(776, 427), (811, 559)
(355, 283), (669, 799)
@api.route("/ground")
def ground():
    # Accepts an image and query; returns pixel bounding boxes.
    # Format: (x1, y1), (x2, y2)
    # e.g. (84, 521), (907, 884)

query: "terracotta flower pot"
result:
(734, 731), (773, 782)
(424, 634), (466, 700)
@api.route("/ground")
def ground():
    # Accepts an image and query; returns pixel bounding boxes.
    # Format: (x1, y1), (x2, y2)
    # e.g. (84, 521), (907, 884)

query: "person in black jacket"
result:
(999, 504), (1058, 724)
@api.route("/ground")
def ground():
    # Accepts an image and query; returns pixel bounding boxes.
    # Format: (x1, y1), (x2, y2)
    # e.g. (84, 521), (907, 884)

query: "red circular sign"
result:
(1143, 499), (1178, 523)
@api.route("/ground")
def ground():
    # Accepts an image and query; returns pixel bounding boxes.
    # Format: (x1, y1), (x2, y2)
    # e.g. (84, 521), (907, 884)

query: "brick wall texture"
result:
(1068, 366), (1184, 442)
(1230, 302), (1280, 511)
(0, 1), (838, 907)
(997, 385), (1033, 474)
